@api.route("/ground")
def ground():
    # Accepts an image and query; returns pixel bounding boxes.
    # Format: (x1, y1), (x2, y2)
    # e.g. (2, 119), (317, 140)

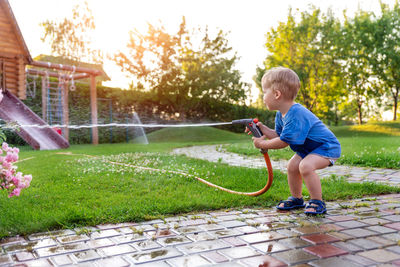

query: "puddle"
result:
(164, 237), (186, 244)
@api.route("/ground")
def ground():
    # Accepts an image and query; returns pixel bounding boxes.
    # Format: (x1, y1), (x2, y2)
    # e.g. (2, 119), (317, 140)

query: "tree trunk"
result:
(357, 102), (363, 125)
(393, 87), (398, 121)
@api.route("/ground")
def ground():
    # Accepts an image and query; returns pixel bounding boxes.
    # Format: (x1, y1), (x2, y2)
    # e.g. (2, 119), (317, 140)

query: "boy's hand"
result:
(245, 122), (270, 137)
(252, 135), (267, 150)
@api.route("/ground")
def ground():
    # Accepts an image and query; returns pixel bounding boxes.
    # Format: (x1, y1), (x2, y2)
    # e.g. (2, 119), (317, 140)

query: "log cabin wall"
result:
(0, 0), (32, 100)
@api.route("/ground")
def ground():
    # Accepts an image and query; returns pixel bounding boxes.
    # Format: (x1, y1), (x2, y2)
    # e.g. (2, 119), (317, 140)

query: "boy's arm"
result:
(252, 136), (288, 150)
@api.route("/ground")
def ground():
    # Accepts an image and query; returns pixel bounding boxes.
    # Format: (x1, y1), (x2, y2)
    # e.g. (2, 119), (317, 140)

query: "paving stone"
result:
(27, 230), (75, 241)
(127, 247), (182, 264)
(358, 248), (400, 263)
(367, 225), (398, 234)
(277, 238), (312, 249)
(179, 219), (208, 227)
(235, 225), (260, 234)
(157, 236), (192, 247)
(50, 254), (74, 266)
(383, 215), (400, 222)
(273, 249), (318, 265)
(327, 231), (353, 241)
(327, 215), (356, 222)
(201, 251), (229, 263)
(35, 242), (90, 257)
(308, 257), (360, 267)
(240, 255), (287, 267)
(199, 224), (225, 231)
(293, 226), (322, 235)
(133, 240), (161, 251)
(186, 232), (216, 242)
(303, 244), (348, 258)
(219, 220), (247, 228)
(210, 228), (242, 238)
(136, 260), (171, 267)
(252, 241), (289, 254)
(367, 236), (397, 246)
(167, 254), (211, 267)
(239, 231), (285, 244)
(342, 254), (379, 266)
(0, 254), (12, 266)
(86, 238), (114, 248)
(300, 234), (340, 245)
(177, 240), (230, 254)
(221, 237), (247, 247)
(385, 222), (400, 231)
(0, 236), (26, 246)
(332, 241), (363, 253)
(22, 258), (53, 266)
(219, 246), (261, 259)
(360, 217), (391, 225)
(112, 233), (148, 244)
(349, 238), (382, 250)
(57, 234), (90, 244)
(335, 220), (368, 229)
(90, 229), (121, 239)
(95, 256), (130, 267)
(276, 229), (301, 237)
(14, 251), (35, 262)
(387, 245), (400, 254)
(340, 228), (377, 238)
(175, 226), (204, 234)
(72, 249), (101, 262)
(98, 244), (136, 257)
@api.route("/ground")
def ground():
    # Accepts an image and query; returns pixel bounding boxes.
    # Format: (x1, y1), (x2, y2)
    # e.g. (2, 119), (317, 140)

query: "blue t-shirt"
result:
(275, 103), (341, 159)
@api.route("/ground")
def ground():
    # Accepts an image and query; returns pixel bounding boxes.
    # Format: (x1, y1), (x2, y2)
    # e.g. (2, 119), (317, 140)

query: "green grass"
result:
(1, 125), (399, 238)
(226, 121), (400, 169)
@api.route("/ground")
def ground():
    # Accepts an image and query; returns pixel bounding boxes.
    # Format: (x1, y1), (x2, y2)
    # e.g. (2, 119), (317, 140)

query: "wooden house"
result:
(0, 0), (32, 100)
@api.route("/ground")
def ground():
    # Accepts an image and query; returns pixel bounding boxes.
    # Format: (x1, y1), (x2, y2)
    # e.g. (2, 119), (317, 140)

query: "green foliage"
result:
(114, 17), (250, 120)
(40, 2), (102, 64)
(259, 7), (344, 122)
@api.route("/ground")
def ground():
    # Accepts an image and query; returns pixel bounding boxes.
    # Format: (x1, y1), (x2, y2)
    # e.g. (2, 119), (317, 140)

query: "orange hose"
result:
(58, 150), (274, 197)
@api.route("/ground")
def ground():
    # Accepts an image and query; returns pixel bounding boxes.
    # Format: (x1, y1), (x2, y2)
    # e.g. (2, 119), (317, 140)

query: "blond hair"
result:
(261, 67), (300, 100)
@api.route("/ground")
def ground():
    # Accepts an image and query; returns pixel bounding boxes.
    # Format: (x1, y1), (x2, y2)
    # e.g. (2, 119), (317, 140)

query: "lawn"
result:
(0, 125), (399, 238)
(226, 121), (400, 169)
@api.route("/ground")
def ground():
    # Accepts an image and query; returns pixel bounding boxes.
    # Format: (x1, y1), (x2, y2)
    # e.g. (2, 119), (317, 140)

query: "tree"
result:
(114, 17), (249, 120)
(368, 1), (400, 121)
(339, 10), (379, 125)
(40, 1), (102, 64)
(258, 7), (344, 122)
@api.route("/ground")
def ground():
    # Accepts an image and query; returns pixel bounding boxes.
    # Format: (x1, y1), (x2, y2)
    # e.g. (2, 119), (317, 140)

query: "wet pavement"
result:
(0, 145), (399, 266)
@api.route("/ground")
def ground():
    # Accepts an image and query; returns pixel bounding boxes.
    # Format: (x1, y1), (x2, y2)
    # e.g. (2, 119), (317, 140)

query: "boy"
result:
(250, 67), (341, 215)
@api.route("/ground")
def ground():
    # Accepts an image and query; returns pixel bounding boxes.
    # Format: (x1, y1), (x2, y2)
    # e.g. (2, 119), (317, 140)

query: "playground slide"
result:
(0, 90), (69, 150)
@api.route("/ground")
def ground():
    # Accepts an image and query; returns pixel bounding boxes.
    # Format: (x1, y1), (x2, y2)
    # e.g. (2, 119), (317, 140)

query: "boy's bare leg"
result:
(299, 154), (331, 212)
(279, 154), (303, 208)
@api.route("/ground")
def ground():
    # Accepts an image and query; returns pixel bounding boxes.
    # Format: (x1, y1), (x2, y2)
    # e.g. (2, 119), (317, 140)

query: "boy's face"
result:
(263, 87), (278, 110)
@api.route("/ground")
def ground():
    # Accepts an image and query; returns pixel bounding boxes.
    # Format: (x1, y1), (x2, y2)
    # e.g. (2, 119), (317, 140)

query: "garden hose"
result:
(58, 149), (274, 197)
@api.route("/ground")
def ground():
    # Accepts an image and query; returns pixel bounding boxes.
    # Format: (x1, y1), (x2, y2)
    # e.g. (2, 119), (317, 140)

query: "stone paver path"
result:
(0, 145), (399, 266)
(172, 145), (400, 186)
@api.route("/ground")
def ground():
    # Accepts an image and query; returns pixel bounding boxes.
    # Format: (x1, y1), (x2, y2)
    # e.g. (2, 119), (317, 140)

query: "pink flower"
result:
(1, 142), (8, 151)
(12, 148), (19, 154)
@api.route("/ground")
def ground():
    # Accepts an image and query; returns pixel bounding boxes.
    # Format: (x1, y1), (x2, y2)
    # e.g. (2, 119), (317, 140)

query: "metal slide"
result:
(0, 90), (69, 150)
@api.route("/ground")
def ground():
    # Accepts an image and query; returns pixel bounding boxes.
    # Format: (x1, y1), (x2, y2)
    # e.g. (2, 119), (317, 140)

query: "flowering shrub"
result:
(0, 142), (32, 197)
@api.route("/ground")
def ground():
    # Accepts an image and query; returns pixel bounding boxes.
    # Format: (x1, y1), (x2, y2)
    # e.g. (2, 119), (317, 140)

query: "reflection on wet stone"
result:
(128, 247), (182, 263)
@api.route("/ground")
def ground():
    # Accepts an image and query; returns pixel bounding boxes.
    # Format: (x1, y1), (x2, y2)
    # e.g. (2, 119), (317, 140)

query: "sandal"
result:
(276, 196), (305, 210)
(304, 199), (327, 215)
